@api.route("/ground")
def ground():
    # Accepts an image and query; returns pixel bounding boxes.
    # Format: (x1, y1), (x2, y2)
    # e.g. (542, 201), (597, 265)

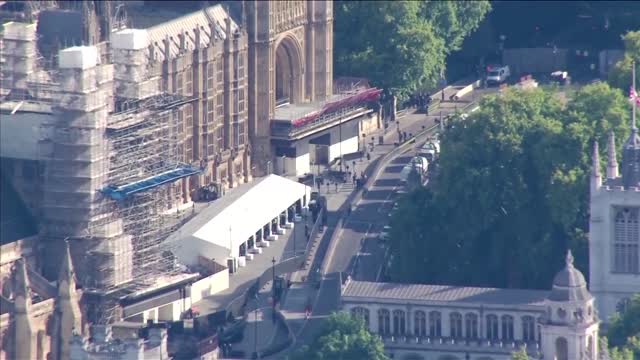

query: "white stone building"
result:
(589, 113), (640, 322)
(341, 251), (599, 360)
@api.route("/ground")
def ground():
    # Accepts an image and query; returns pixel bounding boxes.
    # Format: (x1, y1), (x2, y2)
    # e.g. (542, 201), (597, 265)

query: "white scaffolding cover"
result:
(171, 175), (311, 265)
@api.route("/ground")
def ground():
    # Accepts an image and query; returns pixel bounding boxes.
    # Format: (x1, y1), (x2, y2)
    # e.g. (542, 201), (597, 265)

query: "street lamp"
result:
(271, 257), (276, 305)
(253, 294), (259, 359)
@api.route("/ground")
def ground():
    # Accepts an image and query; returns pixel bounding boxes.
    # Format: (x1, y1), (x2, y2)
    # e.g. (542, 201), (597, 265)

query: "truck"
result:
(486, 65), (511, 86)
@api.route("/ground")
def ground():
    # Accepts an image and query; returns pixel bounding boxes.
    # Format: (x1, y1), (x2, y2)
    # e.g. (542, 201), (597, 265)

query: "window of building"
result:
(414, 311), (426, 337)
(186, 68), (193, 94)
(378, 309), (390, 335)
(185, 138), (193, 161)
(351, 307), (370, 329)
(238, 53), (245, 80)
(465, 313), (478, 340)
(613, 207), (640, 274)
(501, 315), (514, 341)
(450, 312), (463, 339)
(486, 315), (499, 341)
(392, 310), (406, 336)
(216, 59), (223, 85)
(237, 122), (246, 146)
(428, 311), (441, 337)
(238, 88), (245, 113)
(216, 126), (224, 150)
(216, 93), (224, 117)
(207, 133), (215, 157)
(207, 62), (215, 91)
(207, 99), (215, 124)
(185, 105), (193, 133)
(522, 316), (536, 342)
(177, 110), (184, 134)
(176, 72), (183, 95)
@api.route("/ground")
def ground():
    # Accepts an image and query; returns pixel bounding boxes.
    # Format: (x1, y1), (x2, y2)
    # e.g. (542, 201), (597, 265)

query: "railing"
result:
(271, 105), (371, 139)
(381, 335), (541, 355)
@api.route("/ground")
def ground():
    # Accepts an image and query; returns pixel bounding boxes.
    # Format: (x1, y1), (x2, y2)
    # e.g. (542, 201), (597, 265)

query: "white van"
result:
(486, 65), (511, 86)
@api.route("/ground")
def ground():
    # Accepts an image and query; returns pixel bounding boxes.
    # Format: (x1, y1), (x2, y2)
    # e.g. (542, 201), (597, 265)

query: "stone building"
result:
(0, 242), (83, 360)
(589, 101), (640, 321)
(342, 251), (600, 360)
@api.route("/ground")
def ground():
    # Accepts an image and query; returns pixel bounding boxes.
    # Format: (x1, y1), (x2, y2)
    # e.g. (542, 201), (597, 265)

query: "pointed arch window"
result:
(393, 310), (406, 335)
(414, 311), (427, 337)
(613, 207), (639, 274)
(450, 312), (463, 339)
(378, 309), (390, 335)
(429, 311), (442, 337)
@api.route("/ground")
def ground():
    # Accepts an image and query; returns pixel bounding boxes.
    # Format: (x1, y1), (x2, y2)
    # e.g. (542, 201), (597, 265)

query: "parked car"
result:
(486, 65), (511, 86)
(550, 71), (571, 85)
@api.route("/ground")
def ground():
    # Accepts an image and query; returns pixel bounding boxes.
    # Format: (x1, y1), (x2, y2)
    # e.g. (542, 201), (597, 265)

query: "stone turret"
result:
(606, 131), (618, 179)
(12, 260), (34, 360)
(52, 241), (83, 359)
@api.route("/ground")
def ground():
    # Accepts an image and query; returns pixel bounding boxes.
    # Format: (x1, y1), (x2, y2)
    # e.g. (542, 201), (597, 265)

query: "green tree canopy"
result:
(292, 312), (388, 360)
(608, 295), (640, 350)
(389, 83), (629, 289)
(609, 31), (640, 90)
(511, 348), (530, 360)
(333, 1), (490, 98)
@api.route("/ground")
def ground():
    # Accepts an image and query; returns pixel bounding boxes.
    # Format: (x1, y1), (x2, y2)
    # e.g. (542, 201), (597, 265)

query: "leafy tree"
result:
(389, 83), (629, 289)
(292, 312), (388, 360)
(608, 295), (640, 357)
(609, 31), (640, 90)
(333, 1), (490, 98)
(511, 348), (530, 360)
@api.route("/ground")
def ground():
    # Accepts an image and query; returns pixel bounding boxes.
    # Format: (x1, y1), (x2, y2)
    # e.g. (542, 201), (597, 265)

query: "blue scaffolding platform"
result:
(101, 166), (203, 200)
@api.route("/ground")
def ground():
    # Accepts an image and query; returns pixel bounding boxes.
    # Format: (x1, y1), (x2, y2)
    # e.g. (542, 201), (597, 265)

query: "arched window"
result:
(555, 337), (568, 360)
(613, 208), (640, 274)
(414, 311), (427, 337)
(501, 315), (514, 341)
(429, 311), (442, 337)
(378, 309), (390, 335)
(351, 307), (370, 328)
(465, 313), (478, 339)
(522, 316), (536, 342)
(486, 314), (499, 341)
(393, 310), (406, 335)
(450, 312), (463, 339)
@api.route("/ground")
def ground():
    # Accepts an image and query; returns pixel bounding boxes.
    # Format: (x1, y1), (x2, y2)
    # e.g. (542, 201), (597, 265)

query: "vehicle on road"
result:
(379, 225), (391, 243)
(486, 65), (511, 86)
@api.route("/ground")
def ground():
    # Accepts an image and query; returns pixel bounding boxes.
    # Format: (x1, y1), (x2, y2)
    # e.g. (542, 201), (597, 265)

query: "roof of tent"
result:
(167, 175), (311, 264)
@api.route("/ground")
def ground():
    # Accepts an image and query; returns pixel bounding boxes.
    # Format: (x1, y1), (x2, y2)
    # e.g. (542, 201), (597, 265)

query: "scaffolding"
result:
(84, 92), (200, 324)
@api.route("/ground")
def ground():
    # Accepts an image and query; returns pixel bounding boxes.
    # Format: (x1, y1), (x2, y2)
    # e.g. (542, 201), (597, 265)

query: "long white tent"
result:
(169, 175), (312, 266)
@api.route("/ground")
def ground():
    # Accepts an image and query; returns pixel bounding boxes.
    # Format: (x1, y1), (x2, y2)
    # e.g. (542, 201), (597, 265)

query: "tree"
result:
(607, 294), (640, 359)
(389, 83), (630, 289)
(609, 31), (640, 90)
(292, 312), (388, 360)
(333, 1), (490, 98)
(511, 348), (530, 360)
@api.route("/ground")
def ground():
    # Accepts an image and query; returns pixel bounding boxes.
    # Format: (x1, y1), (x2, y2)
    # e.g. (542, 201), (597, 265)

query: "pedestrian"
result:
(335, 182), (338, 192)
(441, 89), (445, 101)
(366, 152), (371, 161)
(352, 174), (357, 184)
(305, 223), (309, 239)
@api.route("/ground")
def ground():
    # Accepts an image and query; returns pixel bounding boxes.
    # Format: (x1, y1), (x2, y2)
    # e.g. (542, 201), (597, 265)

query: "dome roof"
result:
(548, 251), (592, 302)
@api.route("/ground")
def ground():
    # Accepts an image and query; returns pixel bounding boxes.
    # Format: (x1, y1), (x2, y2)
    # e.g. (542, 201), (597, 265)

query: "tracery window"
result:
(206, 62), (215, 91)
(414, 311), (426, 336)
(486, 314), (499, 341)
(613, 207), (639, 274)
(392, 310), (406, 336)
(429, 311), (442, 337)
(216, 59), (223, 85)
(216, 93), (224, 117)
(186, 68), (193, 94)
(351, 307), (370, 328)
(501, 315), (514, 341)
(450, 312), (463, 339)
(378, 309), (390, 335)
(216, 126), (224, 150)
(465, 313), (478, 339)
(206, 133), (215, 157)
(522, 316), (536, 342)
(207, 99), (215, 124)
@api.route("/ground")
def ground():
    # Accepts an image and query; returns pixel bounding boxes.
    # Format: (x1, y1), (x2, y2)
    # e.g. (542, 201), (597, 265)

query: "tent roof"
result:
(168, 175), (311, 262)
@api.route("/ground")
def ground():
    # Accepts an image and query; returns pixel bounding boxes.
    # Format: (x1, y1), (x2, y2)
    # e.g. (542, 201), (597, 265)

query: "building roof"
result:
(548, 251), (592, 302)
(168, 175), (311, 265)
(145, 4), (238, 62)
(342, 281), (549, 307)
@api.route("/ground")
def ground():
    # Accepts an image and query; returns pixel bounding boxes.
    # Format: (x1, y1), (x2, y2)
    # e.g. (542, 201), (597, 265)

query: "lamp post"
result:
(293, 207), (297, 256)
(253, 294), (259, 359)
(271, 257), (276, 300)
